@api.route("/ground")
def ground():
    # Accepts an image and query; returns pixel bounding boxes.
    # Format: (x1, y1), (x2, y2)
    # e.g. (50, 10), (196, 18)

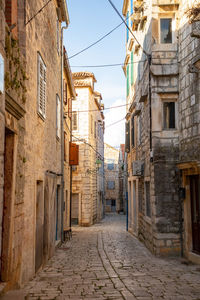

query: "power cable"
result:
(64, 103), (128, 115)
(71, 60), (146, 68)
(107, 0), (150, 58)
(105, 118), (125, 128)
(25, 0), (53, 26)
(68, 13), (133, 60)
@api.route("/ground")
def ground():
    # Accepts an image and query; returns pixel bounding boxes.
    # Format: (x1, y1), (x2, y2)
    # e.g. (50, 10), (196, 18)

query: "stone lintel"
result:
(5, 92), (25, 120)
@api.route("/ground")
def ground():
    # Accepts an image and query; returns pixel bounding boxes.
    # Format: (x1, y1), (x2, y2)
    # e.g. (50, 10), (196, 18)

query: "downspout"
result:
(61, 25), (68, 242)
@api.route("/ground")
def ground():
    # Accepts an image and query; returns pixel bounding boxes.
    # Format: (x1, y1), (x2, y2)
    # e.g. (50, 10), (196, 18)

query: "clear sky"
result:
(64, 0), (126, 148)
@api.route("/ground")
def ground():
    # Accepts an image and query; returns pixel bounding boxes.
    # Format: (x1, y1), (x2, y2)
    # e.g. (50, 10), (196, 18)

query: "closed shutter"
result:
(69, 142), (79, 166)
(126, 11), (129, 42)
(125, 121), (130, 153)
(56, 94), (61, 138)
(37, 53), (46, 119)
(72, 111), (78, 131)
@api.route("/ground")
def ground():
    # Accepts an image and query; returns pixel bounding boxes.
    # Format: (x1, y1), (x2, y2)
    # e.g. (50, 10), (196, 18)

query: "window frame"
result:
(159, 14), (175, 44)
(162, 99), (177, 130)
(131, 115), (135, 148)
(72, 111), (78, 131)
(107, 181), (115, 190)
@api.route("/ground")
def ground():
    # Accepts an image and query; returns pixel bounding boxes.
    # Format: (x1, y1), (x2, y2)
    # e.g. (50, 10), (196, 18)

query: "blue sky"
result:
(64, 0), (126, 148)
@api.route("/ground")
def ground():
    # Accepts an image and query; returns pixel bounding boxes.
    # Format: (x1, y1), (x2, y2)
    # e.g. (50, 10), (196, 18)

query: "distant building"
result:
(104, 143), (120, 213)
(71, 72), (104, 226)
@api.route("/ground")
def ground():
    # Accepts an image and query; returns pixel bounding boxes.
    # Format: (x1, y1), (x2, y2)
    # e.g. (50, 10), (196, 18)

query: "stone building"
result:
(123, 0), (200, 262)
(0, 0), (71, 292)
(104, 143), (120, 213)
(123, 0), (180, 256)
(119, 144), (126, 213)
(71, 72), (104, 226)
(177, 1), (200, 264)
(63, 48), (76, 234)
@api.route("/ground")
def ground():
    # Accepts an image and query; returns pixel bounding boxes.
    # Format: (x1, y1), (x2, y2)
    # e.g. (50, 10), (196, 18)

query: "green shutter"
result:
(127, 64), (130, 96)
(131, 52), (133, 86)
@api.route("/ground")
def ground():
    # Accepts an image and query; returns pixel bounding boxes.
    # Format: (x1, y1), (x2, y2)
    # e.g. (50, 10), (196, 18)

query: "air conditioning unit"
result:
(132, 161), (144, 176)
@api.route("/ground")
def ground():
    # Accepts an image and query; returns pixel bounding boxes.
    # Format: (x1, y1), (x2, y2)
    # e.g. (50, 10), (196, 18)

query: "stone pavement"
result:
(1, 214), (200, 300)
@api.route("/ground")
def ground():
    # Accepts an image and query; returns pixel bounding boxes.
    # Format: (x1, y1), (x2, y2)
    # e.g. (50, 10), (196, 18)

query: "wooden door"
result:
(190, 175), (200, 254)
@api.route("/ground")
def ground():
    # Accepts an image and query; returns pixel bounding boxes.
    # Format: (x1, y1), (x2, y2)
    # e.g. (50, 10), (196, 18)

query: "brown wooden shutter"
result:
(69, 142), (79, 165)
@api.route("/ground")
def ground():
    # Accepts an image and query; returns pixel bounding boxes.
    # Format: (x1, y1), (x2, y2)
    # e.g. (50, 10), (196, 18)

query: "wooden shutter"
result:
(69, 142), (79, 165)
(125, 121), (130, 153)
(38, 53), (46, 118)
(72, 111), (77, 131)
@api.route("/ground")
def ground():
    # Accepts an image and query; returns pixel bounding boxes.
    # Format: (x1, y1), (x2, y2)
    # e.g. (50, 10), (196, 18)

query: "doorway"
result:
(1, 128), (15, 281)
(190, 175), (200, 254)
(35, 181), (44, 272)
(71, 193), (79, 225)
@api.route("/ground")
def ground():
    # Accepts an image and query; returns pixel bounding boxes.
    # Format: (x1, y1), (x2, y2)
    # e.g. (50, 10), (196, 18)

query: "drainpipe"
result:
(61, 25), (68, 242)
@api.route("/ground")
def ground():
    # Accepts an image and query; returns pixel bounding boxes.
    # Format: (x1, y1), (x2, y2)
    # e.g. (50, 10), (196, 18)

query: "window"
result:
(131, 115), (135, 147)
(107, 163), (114, 170)
(107, 181), (115, 190)
(163, 102), (175, 129)
(145, 182), (151, 217)
(56, 94), (61, 138)
(72, 111), (78, 131)
(57, 18), (60, 54)
(160, 18), (172, 44)
(37, 53), (46, 119)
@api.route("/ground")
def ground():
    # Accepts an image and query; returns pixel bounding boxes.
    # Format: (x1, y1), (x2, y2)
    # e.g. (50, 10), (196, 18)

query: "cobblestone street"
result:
(2, 214), (200, 300)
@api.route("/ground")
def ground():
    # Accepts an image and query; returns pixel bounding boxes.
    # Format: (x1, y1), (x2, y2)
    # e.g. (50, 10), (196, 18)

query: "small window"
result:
(131, 115), (135, 147)
(163, 102), (175, 129)
(107, 163), (114, 170)
(37, 53), (46, 119)
(72, 111), (78, 131)
(160, 18), (172, 44)
(145, 182), (151, 217)
(107, 181), (115, 190)
(56, 94), (61, 138)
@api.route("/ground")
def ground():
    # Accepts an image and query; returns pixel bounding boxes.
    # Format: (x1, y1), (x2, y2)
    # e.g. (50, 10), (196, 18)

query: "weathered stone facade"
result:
(177, 1), (200, 264)
(104, 143), (120, 213)
(0, 0), (71, 292)
(123, 0), (180, 256)
(71, 72), (104, 226)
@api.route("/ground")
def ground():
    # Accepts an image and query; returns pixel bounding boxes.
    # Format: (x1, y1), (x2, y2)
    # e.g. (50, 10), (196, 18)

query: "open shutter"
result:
(69, 142), (79, 165)
(38, 53), (46, 118)
(56, 95), (61, 138)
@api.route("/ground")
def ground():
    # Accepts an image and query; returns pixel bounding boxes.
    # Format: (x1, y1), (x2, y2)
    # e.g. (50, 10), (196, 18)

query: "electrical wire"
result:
(64, 103), (129, 115)
(107, 0), (150, 58)
(68, 13), (133, 60)
(71, 60), (146, 68)
(25, 0), (53, 25)
(105, 118), (125, 128)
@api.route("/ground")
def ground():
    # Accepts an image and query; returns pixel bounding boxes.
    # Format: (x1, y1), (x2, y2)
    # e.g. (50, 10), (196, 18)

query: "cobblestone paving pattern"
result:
(1, 214), (200, 300)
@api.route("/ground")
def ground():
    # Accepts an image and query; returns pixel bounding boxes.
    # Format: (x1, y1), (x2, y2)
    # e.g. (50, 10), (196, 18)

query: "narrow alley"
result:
(2, 214), (200, 300)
